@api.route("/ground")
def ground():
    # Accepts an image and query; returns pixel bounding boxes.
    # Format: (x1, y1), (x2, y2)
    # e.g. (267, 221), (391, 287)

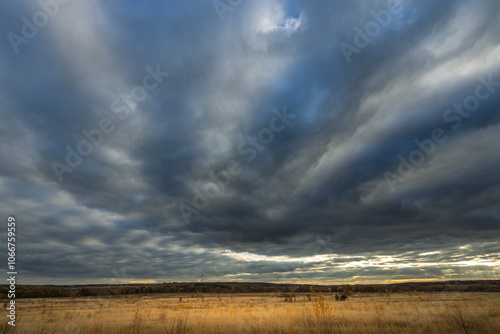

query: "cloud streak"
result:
(0, 0), (499, 284)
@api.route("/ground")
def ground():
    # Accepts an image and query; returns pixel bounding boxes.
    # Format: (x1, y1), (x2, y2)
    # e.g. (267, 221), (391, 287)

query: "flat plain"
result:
(2, 291), (500, 333)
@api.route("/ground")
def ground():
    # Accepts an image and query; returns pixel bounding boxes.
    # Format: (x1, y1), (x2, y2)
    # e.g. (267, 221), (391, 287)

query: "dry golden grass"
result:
(2, 291), (500, 333)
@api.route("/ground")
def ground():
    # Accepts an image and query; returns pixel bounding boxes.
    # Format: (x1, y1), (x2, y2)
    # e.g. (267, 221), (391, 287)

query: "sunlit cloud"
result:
(0, 0), (499, 285)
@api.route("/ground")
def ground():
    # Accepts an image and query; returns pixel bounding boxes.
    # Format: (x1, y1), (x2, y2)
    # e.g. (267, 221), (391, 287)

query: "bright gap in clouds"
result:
(255, 2), (301, 33)
(220, 249), (500, 274)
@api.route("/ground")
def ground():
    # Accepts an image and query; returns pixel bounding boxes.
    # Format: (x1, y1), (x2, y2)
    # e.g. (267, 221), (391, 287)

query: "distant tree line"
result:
(1, 280), (499, 299)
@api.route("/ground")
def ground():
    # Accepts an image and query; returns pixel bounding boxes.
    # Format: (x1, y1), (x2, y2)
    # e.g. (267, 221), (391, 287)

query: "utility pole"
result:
(201, 272), (204, 283)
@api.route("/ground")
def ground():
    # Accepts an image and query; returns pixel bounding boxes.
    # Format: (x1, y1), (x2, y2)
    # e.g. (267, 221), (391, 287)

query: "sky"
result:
(0, 0), (499, 285)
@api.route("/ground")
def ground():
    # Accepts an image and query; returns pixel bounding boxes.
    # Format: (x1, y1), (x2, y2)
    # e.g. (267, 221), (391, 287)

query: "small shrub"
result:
(335, 293), (348, 301)
(283, 292), (295, 302)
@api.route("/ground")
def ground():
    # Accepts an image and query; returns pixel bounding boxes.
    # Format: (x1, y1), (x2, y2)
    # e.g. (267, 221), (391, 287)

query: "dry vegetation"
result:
(2, 291), (500, 333)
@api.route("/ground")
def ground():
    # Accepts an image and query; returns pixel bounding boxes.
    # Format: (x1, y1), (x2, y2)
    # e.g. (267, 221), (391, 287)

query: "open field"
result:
(2, 292), (500, 333)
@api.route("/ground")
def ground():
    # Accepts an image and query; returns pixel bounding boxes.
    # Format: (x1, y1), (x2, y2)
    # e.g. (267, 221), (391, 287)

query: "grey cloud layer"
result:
(0, 0), (499, 284)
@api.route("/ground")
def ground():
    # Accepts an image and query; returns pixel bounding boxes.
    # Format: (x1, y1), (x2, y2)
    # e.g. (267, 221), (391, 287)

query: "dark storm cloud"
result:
(0, 0), (499, 284)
